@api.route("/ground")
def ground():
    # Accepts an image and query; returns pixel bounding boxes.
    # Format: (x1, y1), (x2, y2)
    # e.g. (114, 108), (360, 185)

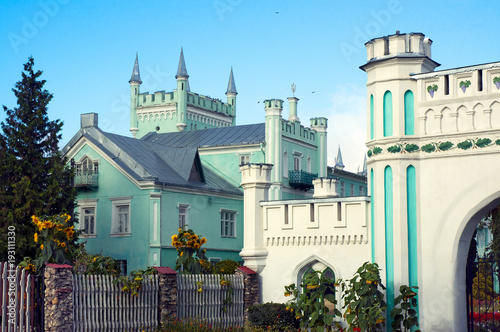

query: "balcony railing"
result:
(288, 170), (318, 190)
(74, 171), (99, 189)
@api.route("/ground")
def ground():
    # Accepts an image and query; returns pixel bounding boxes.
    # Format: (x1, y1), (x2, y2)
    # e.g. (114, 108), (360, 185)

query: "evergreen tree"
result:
(0, 57), (77, 262)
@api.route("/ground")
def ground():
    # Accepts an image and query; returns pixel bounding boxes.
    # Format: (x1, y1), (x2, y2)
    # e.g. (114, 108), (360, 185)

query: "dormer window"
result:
(74, 156), (99, 189)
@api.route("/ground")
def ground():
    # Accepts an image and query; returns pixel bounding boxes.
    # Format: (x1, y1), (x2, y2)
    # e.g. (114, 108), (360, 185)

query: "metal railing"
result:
(74, 172), (99, 188)
(288, 170), (318, 190)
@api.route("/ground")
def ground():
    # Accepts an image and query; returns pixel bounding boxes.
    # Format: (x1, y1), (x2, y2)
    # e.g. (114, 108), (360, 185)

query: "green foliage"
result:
(247, 302), (299, 331)
(421, 143), (436, 153)
(495, 139), (500, 146)
(473, 259), (498, 301)
(427, 84), (438, 92)
(113, 266), (158, 297)
(367, 150), (373, 157)
(152, 317), (246, 331)
(457, 140), (473, 150)
(387, 145), (401, 153)
(284, 269), (341, 332)
(404, 144), (419, 153)
(213, 259), (240, 274)
(488, 207), (500, 261)
(18, 214), (79, 274)
(460, 80), (471, 88)
(172, 228), (208, 273)
(437, 141), (454, 151)
(494, 76), (500, 84)
(341, 262), (387, 332)
(390, 285), (420, 332)
(372, 147), (383, 155)
(0, 57), (77, 262)
(72, 245), (122, 276)
(476, 138), (492, 148)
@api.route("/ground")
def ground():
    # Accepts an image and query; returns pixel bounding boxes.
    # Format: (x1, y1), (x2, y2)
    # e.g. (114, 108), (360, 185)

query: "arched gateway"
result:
(238, 32), (500, 331)
(362, 32), (500, 330)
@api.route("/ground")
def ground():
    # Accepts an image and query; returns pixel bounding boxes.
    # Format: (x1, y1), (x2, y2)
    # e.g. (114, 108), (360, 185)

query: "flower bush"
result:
(247, 302), (300, 331)
(284, 269), (341, 331)
(172, 228), (208, 274)
(19, 214), (79, 274)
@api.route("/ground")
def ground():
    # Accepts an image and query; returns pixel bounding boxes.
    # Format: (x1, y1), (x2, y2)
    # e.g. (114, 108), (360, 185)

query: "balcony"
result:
(288, 170), (318, 190)
(74, 171), (99, 189)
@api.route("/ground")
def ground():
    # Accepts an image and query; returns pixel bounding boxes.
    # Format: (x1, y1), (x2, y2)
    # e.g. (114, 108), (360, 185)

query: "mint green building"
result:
(62, 49), (366, 273)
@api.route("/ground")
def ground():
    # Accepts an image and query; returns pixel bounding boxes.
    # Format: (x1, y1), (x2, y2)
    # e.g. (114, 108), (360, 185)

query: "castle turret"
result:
(287, 97), (300, 122)
(129, 53), (142, 138)
(361, 32), (439, 326)
(175, 48), (189, 131)
(310, 117), (328, 177)
(264, 99), (284, 200)
(226, 67), (237, 126)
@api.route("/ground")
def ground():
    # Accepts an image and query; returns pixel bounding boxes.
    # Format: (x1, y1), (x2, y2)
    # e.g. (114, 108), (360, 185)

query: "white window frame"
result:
(110, 197), (132, 237)
(307, 156), (312, 173)
(78, 199), (98, 238)
(350, 183), (355, 196)
(239, 154), (250, 165)
(359, 185), (364, 196)
(340, 182), (345, 197)
(220, 209), (238, 238)
(293, 152), (302, 171)
(178, 204), (190, 230)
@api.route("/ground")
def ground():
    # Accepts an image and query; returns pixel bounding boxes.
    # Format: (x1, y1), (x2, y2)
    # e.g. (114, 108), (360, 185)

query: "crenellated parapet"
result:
(414, 62), (500, 136)
(261, 196), (370, 247)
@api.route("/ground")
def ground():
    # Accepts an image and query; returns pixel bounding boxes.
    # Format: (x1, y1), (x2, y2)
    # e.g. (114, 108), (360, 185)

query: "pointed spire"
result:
(226, 66), (237, 94)
(335, 145), (345, 170)
(361, 154), (367, 176)
(176, 47), (189, 79)
(129, 53), (142, 84)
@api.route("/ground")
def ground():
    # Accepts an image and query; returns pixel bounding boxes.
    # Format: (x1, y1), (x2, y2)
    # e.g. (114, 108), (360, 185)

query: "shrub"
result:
(248, 302), (299, 331)
(213, 259), (240, 274)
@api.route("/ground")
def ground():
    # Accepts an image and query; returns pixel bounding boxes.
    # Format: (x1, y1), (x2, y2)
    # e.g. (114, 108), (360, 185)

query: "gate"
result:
(467, 233), (500, 332)
(0, 262), (44, 332)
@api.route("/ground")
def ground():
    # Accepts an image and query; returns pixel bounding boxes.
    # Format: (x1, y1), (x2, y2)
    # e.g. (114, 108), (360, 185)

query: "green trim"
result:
(383, 91), (393, 137)
(384, 166), (394, 326)
(370, 169), (375, 263)
(406, 165), (419, 323)
(370, 95), (374, 140)
(404, 90), (414, 135)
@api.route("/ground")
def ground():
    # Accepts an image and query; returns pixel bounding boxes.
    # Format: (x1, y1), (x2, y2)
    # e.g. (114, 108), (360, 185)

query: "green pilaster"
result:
(406, 165), (419, 320)
(383, 91), (393, 137)
(384, 165), (394, 326)
(404, 90), (415, 135)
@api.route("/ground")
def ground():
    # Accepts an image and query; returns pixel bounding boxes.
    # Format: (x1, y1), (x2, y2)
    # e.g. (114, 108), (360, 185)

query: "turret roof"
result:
(226, 67), (237, 94)
(129, 53), (142, 84)
(176, 47), (189, 79)
(335, 145), (345, 170)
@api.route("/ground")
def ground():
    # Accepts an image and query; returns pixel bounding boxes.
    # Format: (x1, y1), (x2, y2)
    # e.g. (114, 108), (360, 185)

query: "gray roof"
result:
(141, 123), (265, 148)
(176, 47), (189, 79)
(335, 145), (345, 169)
(62, 126), (242, 196)
(226, 67), (237, 94)
(129, 53), (142, 84)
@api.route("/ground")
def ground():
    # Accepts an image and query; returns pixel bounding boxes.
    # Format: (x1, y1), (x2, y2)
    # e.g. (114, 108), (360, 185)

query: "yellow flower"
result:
(200, 237), (207, 245)
(178, 228), (182, 233)
(40, 244), (44, 250)
(180, 251), (183, 257)
(93, 257), (97, 262)
(134, 277), (143, 281)
(172, 234), (178, 242)
(193, 243), (200, 249)
(34, 233), (38, 242)
(31, 215), (40, 225)
(60, 242), (66, 248)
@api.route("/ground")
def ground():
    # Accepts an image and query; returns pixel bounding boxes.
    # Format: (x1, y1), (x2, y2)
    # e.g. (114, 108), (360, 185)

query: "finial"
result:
(335, 145), (345, 170)
(129, 52), (142, 84)
(226, 66), (237, 94)
(291, 83), (296, 97)
(176, 47), (189, 79)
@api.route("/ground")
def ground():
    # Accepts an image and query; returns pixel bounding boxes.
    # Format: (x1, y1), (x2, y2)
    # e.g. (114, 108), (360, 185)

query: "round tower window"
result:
(156, 126), (160, 131)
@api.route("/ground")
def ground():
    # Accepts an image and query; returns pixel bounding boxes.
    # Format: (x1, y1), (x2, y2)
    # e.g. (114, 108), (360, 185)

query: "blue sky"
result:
(1, 0), (499, 171)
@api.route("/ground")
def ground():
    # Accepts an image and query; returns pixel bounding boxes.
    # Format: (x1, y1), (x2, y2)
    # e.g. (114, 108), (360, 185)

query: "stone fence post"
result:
(44, 263), (73, 332)
(236, 266), (260, 320)
(155, 266), (177, 323)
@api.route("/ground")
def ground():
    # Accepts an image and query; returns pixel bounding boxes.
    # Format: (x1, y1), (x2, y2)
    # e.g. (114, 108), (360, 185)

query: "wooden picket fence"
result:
(0, 262), (43, 332)
(73, 274), (158, 331)
(177, 274), (244, 329)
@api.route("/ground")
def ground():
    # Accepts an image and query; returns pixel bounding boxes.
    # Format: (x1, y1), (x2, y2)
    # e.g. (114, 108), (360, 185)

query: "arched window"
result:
(283, 151), (288, 177)
(383, 91), (393, 137)
(404, 90), (415, 135)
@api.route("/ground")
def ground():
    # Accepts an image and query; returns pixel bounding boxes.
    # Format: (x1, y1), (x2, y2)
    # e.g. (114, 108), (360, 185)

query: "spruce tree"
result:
(0, 57), (77, 262)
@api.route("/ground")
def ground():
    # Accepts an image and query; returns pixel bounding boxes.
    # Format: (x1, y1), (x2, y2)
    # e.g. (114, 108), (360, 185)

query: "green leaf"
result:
(457, 140), (473, 150)
(404, 144), (419, 153)
(387, 145), (401, 153)
(372, 147), (383, 155)
(476, 138), (492, 148)
(437, 141), (453, 151)
(421, 143), (436, 153)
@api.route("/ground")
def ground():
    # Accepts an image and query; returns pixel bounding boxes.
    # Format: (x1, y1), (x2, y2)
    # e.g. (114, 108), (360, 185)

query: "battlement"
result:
(264, 99), (284, 109)
(138, 91), (175, 107)
(281, 118), (316, 143)
(310, 117), (328, 127)
(365, 32), (432, 62)
(261, 197), (370, 246)
(187, 92), (234, 116)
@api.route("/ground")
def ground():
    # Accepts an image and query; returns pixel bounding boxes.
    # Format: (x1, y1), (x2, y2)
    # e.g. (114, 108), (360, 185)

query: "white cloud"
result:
(326, 84), (367, 172)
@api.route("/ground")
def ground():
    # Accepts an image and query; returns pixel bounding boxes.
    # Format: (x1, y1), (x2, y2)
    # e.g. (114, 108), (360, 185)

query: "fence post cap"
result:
(236, 266), (257, 275)
(154, 266), (177, 274)
(45, 263), (73, 269)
